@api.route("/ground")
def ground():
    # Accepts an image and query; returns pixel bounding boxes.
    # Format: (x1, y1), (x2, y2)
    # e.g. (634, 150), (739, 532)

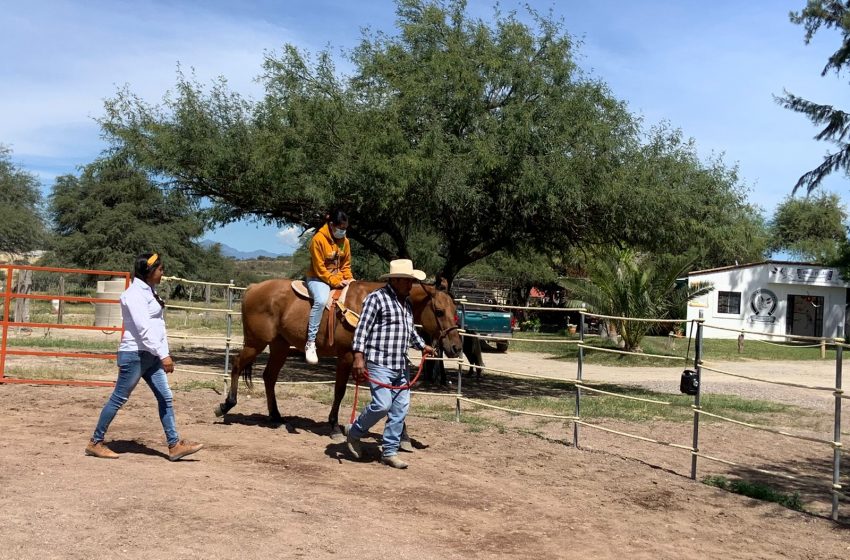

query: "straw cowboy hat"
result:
(380, 259), (426, 281)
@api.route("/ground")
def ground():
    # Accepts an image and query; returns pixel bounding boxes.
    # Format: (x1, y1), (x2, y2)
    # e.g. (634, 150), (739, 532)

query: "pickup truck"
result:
(452, 278), (515, 352)
(456, 306), (514, 352)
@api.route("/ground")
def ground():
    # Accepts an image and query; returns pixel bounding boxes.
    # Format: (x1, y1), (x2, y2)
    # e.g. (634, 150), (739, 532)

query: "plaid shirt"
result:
(352, 284), (426, 370)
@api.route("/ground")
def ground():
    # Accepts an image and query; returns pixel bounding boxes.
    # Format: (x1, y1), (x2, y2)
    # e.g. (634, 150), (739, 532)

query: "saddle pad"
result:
(291, 280), (310, 299)
(291, 280), (353, 311)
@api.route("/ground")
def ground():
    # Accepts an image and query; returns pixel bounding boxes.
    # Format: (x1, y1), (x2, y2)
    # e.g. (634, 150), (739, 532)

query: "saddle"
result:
(291, 281), (359, 346)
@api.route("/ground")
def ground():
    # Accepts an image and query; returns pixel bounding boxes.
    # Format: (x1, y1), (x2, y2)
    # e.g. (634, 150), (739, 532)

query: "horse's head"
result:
(415, 279), (463, 358)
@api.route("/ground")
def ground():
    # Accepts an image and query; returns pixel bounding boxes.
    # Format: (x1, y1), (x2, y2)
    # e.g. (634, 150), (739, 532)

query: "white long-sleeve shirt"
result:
(118, 278), (170, 359)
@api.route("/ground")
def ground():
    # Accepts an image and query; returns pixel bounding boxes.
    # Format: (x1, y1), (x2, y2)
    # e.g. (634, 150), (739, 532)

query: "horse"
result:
(214, 279), (463, 439)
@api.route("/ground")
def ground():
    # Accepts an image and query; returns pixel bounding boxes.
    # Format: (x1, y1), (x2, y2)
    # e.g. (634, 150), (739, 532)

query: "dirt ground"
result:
(1, 350), (850, 559)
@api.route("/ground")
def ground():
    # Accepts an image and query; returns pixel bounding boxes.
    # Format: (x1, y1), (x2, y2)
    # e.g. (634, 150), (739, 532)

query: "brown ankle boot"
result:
(85, 441), (119, 459)
(380, 455), (408, 469)
(168, 439), (203, 461)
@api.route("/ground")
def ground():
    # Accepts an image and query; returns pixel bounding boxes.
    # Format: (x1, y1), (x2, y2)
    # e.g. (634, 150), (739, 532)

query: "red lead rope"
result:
(349, 355), (427, 424)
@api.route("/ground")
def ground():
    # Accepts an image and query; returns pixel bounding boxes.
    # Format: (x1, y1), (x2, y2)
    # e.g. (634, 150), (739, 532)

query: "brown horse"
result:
(214, 279), (463, 438)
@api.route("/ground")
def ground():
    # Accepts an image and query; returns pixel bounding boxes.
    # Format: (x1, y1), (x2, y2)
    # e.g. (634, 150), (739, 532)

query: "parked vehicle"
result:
(452, 278), (514, 352)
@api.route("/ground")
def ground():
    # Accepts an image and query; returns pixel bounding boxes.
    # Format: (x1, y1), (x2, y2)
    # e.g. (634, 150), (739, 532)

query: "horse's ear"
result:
(434, 274), (448, 292)
(421, 282), (436, 297)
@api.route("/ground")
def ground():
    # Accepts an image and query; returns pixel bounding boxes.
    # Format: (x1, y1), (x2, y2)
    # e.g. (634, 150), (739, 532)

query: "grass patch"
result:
(3, 365), (114, 382)
(703, 475), (804, 511)
(5, 335), (117, 352)
(478, 381), (795, 424)
(165, 311), (242, 332)
(172, 380), (223, 392)
(508, 332), (835, 365)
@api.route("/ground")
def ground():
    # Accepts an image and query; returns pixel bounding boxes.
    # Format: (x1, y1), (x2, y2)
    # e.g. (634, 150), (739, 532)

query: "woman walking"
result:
(84, 253), (203, 461)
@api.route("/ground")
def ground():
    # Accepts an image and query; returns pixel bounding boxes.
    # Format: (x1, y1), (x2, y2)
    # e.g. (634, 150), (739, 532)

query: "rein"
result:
(348, 354), (427, 424)
(346, 288), (459, 424)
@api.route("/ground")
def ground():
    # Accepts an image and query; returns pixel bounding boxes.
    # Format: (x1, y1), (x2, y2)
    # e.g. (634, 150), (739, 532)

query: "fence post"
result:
(224, 281), (234, 394)
(455, 358), (462, 422)
(0, 265), (12, 380)
(574, 309), (585, 448)
(821, 338), (826, 359)
(690, 310), (704, 480)
(57, 276), (65, 324)
(204, 282), (211, 321)
(831, 327), (843, 521)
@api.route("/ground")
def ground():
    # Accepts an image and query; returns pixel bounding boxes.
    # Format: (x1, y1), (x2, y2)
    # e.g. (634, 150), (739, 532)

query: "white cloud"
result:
(0, 1), (294, 160)
(276, 226), (304, 251)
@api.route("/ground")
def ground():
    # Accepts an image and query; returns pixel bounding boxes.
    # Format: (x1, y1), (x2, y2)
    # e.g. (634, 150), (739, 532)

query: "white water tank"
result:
(94, 279), (127, 327)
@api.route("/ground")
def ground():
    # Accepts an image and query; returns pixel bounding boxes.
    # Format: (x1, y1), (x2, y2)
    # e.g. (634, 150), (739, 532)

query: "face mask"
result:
(332, 227), (346, 240)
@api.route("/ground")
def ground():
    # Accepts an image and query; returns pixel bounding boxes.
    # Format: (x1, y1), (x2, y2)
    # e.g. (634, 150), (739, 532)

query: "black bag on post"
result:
(680, 369), (699, 396)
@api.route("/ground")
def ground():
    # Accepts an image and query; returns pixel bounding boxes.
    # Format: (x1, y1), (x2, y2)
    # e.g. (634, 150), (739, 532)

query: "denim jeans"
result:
(91, 351), (180, 446)
(306, 278), (331, 342)
(349, 362), (410, 457)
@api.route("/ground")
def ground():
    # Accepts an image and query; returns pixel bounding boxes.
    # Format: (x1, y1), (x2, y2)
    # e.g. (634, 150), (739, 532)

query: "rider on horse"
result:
(304, 209), (354, 364)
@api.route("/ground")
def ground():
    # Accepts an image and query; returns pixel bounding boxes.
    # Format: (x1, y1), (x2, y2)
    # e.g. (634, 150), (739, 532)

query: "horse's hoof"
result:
(329, 427), (345, 442)
(213, 404), (225, 417)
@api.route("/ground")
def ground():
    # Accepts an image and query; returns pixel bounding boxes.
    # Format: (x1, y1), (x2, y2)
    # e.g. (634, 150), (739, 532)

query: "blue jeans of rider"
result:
(306, 278), (331, 342)
(91, 351), (180, 446)
(349, 362), (410, 457)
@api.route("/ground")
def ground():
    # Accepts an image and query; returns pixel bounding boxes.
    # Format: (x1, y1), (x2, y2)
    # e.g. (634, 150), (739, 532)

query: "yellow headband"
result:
(146, 253), (159, 267)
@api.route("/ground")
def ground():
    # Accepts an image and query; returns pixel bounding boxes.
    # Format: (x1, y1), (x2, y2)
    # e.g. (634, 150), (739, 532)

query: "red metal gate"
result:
(0, 264), (130, 387)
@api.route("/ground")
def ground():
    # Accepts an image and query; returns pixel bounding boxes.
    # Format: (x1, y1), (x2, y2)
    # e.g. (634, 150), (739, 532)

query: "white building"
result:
(686, 261), (849, 340)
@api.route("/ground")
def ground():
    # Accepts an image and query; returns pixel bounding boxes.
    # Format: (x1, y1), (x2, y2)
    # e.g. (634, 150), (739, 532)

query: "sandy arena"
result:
(1, 350), (849, 559)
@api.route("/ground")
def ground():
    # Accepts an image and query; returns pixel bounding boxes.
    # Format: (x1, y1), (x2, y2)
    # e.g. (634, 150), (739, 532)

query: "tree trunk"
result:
(12, 269), (32, 326)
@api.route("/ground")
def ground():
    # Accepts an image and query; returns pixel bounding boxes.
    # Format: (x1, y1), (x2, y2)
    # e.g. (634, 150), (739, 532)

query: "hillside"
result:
(233, 256), (298, 283)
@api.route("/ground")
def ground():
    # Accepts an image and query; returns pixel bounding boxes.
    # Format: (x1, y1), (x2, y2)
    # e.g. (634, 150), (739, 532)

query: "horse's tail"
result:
(241, 359), (254, 389)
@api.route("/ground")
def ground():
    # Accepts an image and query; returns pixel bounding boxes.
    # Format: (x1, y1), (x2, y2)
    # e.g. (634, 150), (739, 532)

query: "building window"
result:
(717, 291), (741, 314)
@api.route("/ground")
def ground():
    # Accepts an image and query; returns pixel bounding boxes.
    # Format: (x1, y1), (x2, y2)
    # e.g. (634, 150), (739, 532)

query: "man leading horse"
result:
(345, 259), (434, 469)
(215, 258), (463, 441)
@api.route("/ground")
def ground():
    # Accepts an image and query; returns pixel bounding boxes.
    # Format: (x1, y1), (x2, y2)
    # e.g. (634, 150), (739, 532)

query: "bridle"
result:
(428, 291), (459, 347)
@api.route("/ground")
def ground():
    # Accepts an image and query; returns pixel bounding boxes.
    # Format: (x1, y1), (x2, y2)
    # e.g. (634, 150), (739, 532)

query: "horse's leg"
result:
(473, 338), (484, 379)
(262, 337), (290, 423)
(328, 352), (354, 441)
(214, 341), (264, 417)
(464, 336), (483, 380)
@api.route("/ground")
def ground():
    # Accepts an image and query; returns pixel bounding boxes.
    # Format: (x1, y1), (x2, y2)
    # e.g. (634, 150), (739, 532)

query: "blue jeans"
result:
(349, 362), (410, 457)
(91, 351), (180, 446)
(306, 278), (331, 342)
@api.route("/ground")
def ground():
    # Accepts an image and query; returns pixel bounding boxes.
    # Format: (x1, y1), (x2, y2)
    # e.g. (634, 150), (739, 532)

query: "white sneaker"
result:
(305, 341), (318, 364)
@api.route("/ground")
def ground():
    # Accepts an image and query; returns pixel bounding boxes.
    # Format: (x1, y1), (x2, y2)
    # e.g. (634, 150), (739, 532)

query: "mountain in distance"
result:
(200, 239), (285, 260)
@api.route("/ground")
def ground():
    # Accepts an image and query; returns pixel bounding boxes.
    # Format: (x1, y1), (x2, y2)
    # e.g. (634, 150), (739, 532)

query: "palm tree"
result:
(561, 248), (712, 352)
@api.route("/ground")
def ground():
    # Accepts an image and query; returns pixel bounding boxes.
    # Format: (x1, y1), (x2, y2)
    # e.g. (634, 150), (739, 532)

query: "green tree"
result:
(48, 155), (235, 281)
(769, 192), (848, 263)
(0, 146), (47, 256)
(560, 248), (712, 352)
(777, 1), (850, 193)
(102, 1), (763, 281)
(617, 125), (769, 268)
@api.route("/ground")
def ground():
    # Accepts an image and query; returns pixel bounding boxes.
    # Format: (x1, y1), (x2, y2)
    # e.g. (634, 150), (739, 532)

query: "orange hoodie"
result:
(306, 223), (353, 287)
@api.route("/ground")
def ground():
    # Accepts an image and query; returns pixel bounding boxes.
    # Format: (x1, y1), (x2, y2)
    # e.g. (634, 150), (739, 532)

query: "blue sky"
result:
(1, 0), (847, 255)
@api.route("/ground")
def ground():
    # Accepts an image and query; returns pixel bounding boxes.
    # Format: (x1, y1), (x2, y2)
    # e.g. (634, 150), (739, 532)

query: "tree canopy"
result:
(0, 145), (47, 257)
(48, 155), (235, 281)
(778, 0), (850, 193)
(102, 0), (766, 281)
(769, 192), (848, 263)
